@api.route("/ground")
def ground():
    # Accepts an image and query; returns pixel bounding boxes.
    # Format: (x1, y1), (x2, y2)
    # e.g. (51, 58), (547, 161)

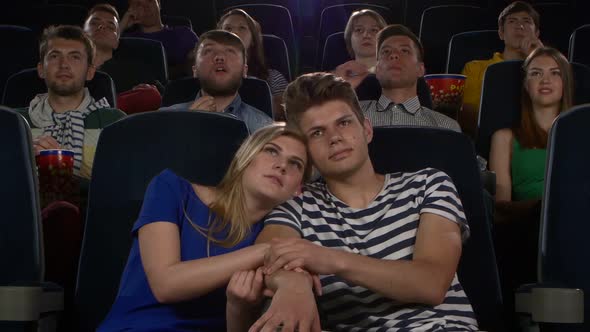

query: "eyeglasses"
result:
(525, 69), (562, 81)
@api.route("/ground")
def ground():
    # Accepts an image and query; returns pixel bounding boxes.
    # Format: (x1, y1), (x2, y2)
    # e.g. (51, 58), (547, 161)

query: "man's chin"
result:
(201, 80), (241, 98)
(49, 84), (84, 97)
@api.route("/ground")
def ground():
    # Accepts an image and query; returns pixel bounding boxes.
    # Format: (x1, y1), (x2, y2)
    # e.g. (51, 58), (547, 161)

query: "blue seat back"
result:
(447, 30), (504, 74)
(569, 24), (590, 67)
(162, 76), (274, 119)
(320, 32), (351, 71)
(117, 37), (169, 86)
(0, 106), (43, 285)
(369, 126), (504, 331)
(263, 34), (292, 81)
(2, 68), (117, 109)
(160, 0), (216, 35)
(75, 111), (249, 331)
(419, 5), (493, 75)
(539, 105), (590, 332)
(0, 25), (37, 100)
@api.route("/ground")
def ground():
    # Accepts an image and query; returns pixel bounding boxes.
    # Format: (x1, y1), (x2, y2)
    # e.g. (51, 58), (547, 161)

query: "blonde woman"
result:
(333, 9), (387, 88)
(98, 124), (312, 331)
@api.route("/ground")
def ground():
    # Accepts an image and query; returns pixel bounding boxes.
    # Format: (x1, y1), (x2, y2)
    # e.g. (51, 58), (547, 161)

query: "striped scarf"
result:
(28, 88), (110, 174)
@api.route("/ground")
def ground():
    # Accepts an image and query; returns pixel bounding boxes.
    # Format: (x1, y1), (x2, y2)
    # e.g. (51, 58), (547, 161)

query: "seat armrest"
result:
(515, 284), (584, 323)
(480, 170), (496, 196)
(0, 285), (42, 321)
(41, 282), (64, 313)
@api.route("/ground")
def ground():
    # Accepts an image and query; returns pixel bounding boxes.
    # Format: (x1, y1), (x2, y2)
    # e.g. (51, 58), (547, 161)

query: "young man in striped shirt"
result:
(250, 72), (478, 331)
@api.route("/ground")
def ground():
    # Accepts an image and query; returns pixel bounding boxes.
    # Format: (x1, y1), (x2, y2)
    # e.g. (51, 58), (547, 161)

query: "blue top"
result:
(97, 169), (263, 332)
(159, 93), (272, 134)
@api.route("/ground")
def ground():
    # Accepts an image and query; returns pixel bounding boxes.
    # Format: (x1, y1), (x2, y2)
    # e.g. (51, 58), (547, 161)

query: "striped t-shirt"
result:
(264, 168), (478, 331)
(267, 68), (289, 96)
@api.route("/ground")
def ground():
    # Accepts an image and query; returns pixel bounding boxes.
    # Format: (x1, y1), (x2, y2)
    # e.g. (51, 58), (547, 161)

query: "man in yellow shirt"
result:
(461, 1), (542, 137)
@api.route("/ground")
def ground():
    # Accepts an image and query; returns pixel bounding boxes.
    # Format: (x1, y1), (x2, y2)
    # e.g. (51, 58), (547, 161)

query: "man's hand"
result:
(188, 96), (217, 112)
(33, 135), (61, 155)
(518, 29), (543, 57)
(333, 60), (369, 89)
(519, 35), (543, 56)
(264, 238), (339, 276)
(249, 272), (321, 332)
(120, 7), (142, 31)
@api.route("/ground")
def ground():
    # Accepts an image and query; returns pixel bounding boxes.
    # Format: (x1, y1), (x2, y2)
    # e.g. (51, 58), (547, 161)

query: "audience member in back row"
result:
(218, 9), (289, 121)
(21, 25), (125, 179)
(490, 46), (572, 203)
(83, 3), (163, 114)
(84, 4), (162, 92)
(333, 9), (387, 86)
(16, 25), (125, 325)
(489, 47), (573, 331)
(120, 0), (199, 79)
(360, 24), (461, 132)
(160, 30), (272, 134)
(461, 1), (543, 135)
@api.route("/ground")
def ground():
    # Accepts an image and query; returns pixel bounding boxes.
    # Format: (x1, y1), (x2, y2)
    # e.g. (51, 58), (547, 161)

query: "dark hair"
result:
(498, 1), (540, 30)
(343, 9), (387, 57)
(195, 29), (247, 63)
(88, 3), (120, 21)
(39, 25), (96, 65)
(218, 9), (268, 80)
(515, 47), (573, 148)
(376, 24), (423, 62)
(283, 72), (363, 130)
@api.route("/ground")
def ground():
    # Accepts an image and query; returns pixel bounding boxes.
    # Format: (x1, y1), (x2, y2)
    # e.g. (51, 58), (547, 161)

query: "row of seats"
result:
(2, 103), (589, 331)
(3, 1), (586, 78)
(0, 65), (435, 120)
(4, 57), (590, 150)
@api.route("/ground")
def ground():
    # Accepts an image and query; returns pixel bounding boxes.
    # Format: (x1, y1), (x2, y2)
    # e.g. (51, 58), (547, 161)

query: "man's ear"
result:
(37, 62), (45, 79)
(243, 63), (248, 78)
(363, 117), (374, 144)
(498, 26), (505, 41)
(192, 64), (198, 78)
(417, 61), (425, 78)
(535, 28), (540, 38)
(86, 64), (96, 81)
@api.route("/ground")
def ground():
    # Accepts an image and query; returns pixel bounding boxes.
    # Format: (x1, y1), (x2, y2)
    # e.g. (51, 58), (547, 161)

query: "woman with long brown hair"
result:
(489, 47), (574, 330)
(490, 46), (573, 202)
(218, 9), (290, 120)
(98, 124), (312, 331)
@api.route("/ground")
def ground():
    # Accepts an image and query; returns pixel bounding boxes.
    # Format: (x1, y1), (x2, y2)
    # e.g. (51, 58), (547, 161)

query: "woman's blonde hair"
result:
(344, 9), (387, 58)
(516, 47), (573, 148)
(190, 124), (312, 253)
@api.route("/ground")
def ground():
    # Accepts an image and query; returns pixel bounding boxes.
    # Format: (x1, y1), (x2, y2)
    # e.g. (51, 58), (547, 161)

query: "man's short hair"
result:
(88, 3), (120, 21)
(498, 1), (540, 29)
(376, 24), (424, 62)
(194, 30), (246, 63)
(283, 72), (364, 130)
(39, 25), (96, 65)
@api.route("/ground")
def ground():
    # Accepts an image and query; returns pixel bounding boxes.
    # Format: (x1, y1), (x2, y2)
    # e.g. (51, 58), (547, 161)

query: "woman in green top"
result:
(489, 47), (573, 202)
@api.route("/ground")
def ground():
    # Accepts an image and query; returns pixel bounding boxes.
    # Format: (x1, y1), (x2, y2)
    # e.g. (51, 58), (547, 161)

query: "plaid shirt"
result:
(360, 94), (461, 132)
